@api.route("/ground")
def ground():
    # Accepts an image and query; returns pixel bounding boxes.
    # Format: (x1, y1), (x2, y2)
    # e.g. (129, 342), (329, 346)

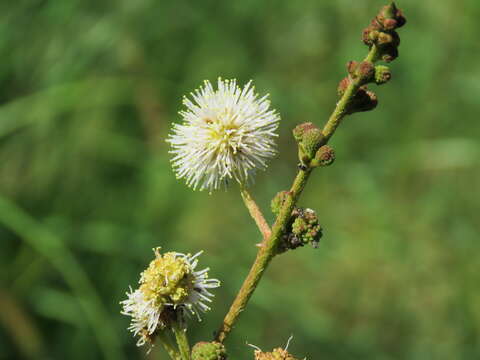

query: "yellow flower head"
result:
(121, 248), (220, 347)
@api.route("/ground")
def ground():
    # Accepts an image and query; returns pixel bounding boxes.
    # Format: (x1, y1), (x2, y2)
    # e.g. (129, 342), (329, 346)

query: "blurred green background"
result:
(1, 0), (479, 359)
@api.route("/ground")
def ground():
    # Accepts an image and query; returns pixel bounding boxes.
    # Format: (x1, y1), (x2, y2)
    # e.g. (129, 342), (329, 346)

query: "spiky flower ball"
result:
(121, 249), (220, 347)
(167, 78), (280, 192)
(192, 341), (227, 360)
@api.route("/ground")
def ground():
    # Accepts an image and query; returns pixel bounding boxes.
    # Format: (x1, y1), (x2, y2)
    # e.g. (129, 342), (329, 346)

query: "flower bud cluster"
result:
(346, 61), (391, 87)
(292, 123), (336, 169)
(336, 3), (405, 115)
(271, 193), (322, 252)
(192, 341), (227, 360)
(289, 207), (322, 249)
(338, 77), (378, 115)
(292, 122), (324, 168)
(270, 191), (291, 215)
(362, 2), (406, 62)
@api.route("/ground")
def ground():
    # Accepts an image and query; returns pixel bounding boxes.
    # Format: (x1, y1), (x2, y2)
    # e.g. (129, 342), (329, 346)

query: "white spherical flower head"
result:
(121, 249), (220, 347)
(167, 78), (280, 192)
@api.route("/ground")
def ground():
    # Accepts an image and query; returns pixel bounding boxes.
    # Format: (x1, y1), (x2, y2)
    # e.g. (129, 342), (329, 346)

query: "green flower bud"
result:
(377, 30), (400, 47)
(346, 60), (359, 77)
(271, 191), (291, 215)
(192, 341), (227, 360)
(301, 127), (323, 159)
(369, 29), (380, 41)
(292, 122), (316, 142)
(381, 2), (398, 19)
(291, 216), (308, 236)
(374, 65), (391, 85)
(292, 122), (324, 167)
(377, 31), (393, 46)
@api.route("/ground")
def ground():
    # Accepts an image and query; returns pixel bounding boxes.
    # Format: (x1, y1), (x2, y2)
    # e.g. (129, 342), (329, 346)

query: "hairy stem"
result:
(321, 81), (360, 142)
(216, 43), (380, 343)
(172, 322), (190, 360)
(157, 332), (181, 360)
(240, 187), (272, 240)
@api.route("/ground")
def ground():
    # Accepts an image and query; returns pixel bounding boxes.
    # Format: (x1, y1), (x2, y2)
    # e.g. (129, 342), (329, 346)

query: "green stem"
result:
(172, 321), (190, 360)
(364, 43), (380, 63)
(321, 80), (361, 143)
(157, 332), (181, 360)
(215, 44), (380, 344)
(216, 170), (311, 343)
(240, 187), (271, 240)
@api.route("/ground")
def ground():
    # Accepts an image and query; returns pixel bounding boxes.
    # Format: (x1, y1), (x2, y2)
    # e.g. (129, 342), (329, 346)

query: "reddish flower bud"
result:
(362, 2), (406, 50)
(357, 61), (375, 84)
(347, 60), (359, 76)
(311, 145), (335, 167)
(378, 2), (407, 30)
(383, 18), (397, 30)
(362, 27), (373, 46)
(337, 77), (351, 96)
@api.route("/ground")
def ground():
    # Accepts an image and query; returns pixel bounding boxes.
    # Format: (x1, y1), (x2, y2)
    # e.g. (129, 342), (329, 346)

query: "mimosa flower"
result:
(121, 249), (220, 347)
(167, 78), (280, 192)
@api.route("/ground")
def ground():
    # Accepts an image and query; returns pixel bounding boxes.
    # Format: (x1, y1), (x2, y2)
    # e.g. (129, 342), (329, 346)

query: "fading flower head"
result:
(167, 78), (280, 192)
(250, 336), (302, 360)
(253, 348), (301, 360)
(121, 248), (220, 347)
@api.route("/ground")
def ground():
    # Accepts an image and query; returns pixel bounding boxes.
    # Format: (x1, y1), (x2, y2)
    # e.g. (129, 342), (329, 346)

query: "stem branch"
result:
(240, 187), (272, 240)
